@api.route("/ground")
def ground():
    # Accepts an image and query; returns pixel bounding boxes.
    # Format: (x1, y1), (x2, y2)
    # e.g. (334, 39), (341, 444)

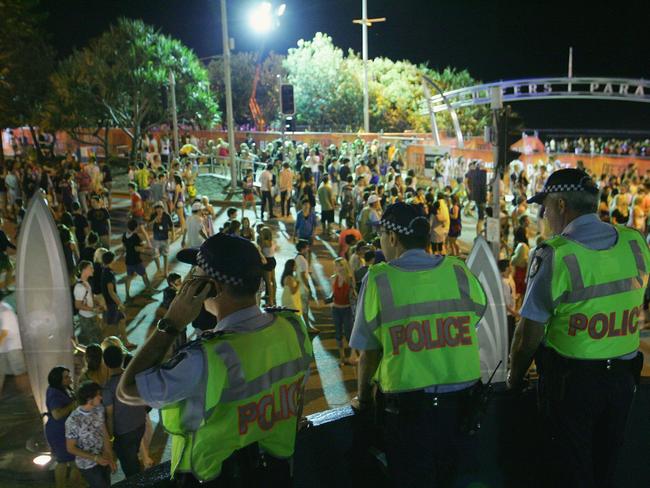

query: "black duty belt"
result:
(382, 387), (470, 413)
(542, 347), (639, 373)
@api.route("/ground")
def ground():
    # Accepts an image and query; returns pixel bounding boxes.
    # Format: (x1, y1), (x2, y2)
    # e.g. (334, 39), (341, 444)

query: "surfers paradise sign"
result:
(426, 77), (650, 114)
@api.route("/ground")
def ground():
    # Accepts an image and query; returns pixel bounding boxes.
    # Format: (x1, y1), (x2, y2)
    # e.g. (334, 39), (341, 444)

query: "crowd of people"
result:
(543, 135), (650, 157)
(3, 130), (650, 486)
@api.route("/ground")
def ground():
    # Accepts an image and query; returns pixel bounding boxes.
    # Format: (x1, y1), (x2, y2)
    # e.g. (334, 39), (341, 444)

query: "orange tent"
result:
(510, 135), (546, 154)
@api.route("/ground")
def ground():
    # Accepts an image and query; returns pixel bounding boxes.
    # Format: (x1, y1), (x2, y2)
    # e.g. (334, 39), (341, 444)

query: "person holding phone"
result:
(116, 234), (313, 486)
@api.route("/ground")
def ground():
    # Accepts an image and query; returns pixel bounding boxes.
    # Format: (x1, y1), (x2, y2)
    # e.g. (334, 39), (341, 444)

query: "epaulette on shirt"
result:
(264, 306), (300, 314)
(198, 330), (226, 342)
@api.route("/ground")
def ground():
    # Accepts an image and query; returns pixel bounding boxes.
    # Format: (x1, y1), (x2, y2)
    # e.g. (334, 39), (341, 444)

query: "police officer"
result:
(117, 234), (313, 487)
(507, 168), (649, 487)
(349, 202), (487, 487)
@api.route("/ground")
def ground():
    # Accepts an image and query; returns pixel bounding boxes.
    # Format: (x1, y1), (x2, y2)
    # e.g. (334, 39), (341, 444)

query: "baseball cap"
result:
(177, 234), (263, 286)
(527, 168), (599, 204)
(191, 202), (203, 212)
(368, 194), (379, 204)
(379, 202), (429, 237)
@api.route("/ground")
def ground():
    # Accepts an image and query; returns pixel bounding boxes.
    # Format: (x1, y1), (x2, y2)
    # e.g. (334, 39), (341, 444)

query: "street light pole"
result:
(221, 0), (237, 191)
(353, 2), (385, 134)
(168, 71), (180, 161)
(362, 0), (369, 133)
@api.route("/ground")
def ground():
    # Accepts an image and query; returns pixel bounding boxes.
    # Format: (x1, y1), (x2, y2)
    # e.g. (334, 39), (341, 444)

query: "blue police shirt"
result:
(135, 306), (273, 410)
(350, 248), (479, 393)
(520, 213), (636, 360)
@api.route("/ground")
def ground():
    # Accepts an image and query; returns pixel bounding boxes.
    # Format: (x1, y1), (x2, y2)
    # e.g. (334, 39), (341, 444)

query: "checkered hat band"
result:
(544, 184), (586, 194)
(379, 219), (415, 236)
(196, 251), (244, 286)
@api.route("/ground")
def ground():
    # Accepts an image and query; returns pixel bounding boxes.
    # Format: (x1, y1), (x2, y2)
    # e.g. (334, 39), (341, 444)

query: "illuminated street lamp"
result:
(247, 3), (286, 131)
(221, 1), (286, 189)
(248, 2), (285, 34)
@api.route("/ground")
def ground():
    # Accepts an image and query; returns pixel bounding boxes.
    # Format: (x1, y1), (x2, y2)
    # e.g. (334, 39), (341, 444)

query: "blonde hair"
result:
(101, 336), (126, 351)
(334, 257), (354, 283)
(94, 247), (109, 264)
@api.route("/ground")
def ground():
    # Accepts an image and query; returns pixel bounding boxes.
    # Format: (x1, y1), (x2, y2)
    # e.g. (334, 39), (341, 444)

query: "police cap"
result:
(177, 233), (263, 286)
(527, 168), (598, 205)
(379, 202), (430, 237)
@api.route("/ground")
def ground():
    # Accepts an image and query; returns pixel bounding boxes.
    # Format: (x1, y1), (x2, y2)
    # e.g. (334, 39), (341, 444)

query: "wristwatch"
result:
(156, 318), (181, 336)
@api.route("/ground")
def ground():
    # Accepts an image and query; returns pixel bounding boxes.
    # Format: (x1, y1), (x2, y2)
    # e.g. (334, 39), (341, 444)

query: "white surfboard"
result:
(16, 195), (74, 416)
(466, 236), (509, 383)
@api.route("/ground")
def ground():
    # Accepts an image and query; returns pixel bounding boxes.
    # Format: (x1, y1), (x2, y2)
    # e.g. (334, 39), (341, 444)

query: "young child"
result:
(161, 272), (182, 311)
(226, 207), (238, 223)
(498, 259), (519, 348)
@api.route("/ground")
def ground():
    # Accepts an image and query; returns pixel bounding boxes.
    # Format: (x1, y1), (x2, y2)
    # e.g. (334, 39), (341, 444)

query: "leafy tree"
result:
(50, 18), (219, 160)
(256, 53), (287, 129)
(354, 56), (429, 132)
(283, 33), (363, 131)
(45, 49), (113, 158)
(0, 0), (56, 163)
(208, 52), (258, 126)
(284, 33), (488, 135)
(208, 52), (286, 128)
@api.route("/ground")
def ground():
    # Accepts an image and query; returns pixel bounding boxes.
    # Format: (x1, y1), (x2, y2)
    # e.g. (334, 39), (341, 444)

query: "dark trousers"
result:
(382, 393), (478, 487)
(280, 190), (290, 216)
(114, 424), (145, 478)
(175, 448), (290, 488)
(260, 191), (274, 218)
(80, 464), (111, 488)
(538, 349), (641, 488)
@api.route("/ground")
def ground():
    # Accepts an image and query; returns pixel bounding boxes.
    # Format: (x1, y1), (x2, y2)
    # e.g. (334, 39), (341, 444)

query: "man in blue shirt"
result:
(293, 198), (318, 245)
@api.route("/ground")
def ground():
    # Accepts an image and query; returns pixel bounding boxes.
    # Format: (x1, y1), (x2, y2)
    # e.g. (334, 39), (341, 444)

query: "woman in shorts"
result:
(258, 226), (277, 306)
(242, 169), (258, 219)
(172, 174), (186, 237)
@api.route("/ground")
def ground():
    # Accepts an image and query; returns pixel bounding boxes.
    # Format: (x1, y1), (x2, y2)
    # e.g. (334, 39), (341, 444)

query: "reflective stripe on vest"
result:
(373, 264), (486, 325)
(559, 240), (647, 303)
(210, 315), (311, 407)
(545, 227), (650, 359)
(368, 258), (486, 392)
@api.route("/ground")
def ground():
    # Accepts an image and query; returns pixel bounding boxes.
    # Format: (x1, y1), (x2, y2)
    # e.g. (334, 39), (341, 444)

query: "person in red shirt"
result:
(128, 183), (145, 222)
(330, 257), (357, 365)
(338, 228), (362, 258)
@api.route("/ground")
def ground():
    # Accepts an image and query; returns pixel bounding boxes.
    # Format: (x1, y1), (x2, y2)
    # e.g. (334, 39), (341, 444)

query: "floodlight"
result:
(33, 455), (52, 466)
(248, 2), (274, 34)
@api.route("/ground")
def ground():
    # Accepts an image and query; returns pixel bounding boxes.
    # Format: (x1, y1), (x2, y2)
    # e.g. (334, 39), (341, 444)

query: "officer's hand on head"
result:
(164, 278), (215, 331)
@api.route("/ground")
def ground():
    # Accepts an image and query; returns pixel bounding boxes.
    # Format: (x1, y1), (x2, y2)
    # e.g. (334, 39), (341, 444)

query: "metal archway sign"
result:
(424, 76), (650, 147)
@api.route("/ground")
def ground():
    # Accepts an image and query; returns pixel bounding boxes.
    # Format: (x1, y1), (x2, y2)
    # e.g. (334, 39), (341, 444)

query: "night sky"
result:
(41, 0), (650, 134)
